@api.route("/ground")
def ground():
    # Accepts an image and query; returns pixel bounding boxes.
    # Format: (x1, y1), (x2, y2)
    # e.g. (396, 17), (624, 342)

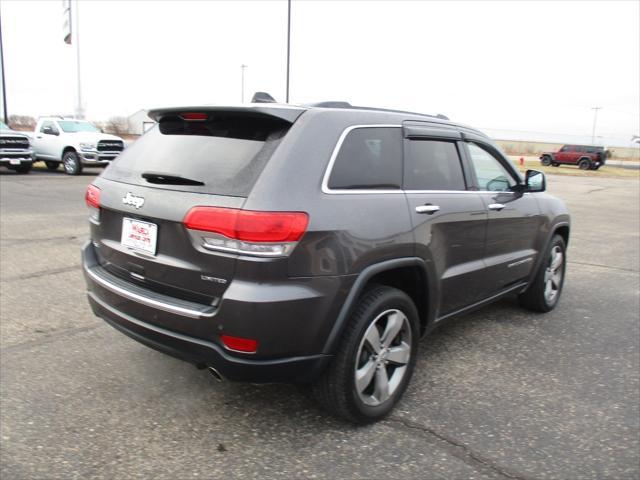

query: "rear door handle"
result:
(488, 203), (505, 211)
(415, 205), (440, 214)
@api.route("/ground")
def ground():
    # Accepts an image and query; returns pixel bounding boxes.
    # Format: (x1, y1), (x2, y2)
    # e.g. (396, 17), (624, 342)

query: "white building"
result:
(127, 109), (155, 135)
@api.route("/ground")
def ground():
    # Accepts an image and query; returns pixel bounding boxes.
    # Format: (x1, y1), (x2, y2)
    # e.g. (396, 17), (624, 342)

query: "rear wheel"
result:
(578, 158), (591, 170)
(519, 235), (566, 312)
(62, 151), (82, 175)
(45, 161), (60, 171)
(540, 155), (552, 166)
(313, 285), (419, 424)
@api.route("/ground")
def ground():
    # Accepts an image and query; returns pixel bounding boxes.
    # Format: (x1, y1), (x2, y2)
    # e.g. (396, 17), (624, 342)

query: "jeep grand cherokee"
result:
(82, 102), (570, 423)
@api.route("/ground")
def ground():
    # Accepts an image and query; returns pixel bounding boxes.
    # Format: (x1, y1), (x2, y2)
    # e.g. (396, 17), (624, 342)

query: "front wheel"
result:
(313, 285), (419, 424)
(519, 235), (567, 312)
(62, 151), (82, 175)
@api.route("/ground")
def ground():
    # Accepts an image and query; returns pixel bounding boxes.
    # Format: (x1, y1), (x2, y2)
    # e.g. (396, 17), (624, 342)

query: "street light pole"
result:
(591, 106), (602, 145)
(74, 0), (84, 118)
(240, 64), (247, 103)
(0, 10), (8, 123)
(285, 0), (291, 103)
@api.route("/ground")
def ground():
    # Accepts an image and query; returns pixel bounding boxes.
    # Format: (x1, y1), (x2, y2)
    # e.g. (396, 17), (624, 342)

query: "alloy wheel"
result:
(544, 245), (564, 304)
(354, 309), (412, 407)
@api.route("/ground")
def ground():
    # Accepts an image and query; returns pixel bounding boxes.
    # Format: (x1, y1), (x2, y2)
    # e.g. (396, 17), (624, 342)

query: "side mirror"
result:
(525, 169), (546, 192)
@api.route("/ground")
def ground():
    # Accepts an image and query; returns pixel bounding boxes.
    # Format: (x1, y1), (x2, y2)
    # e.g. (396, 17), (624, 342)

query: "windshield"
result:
(0, 121), (9, 130)
(58, 120), (100, 133)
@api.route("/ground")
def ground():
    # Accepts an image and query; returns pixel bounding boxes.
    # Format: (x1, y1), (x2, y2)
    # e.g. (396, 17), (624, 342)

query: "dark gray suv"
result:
(82, 103), (570, 423)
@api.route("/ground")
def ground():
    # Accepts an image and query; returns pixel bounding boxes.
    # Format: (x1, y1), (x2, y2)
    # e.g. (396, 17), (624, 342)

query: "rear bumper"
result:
(82, 241), (335, 383)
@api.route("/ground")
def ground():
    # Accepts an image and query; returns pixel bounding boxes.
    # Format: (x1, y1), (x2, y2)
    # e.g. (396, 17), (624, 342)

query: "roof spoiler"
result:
(147, 105), (305, 124)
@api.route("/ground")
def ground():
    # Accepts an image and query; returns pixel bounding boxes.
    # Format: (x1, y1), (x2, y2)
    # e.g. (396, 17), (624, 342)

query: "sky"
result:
(1, 0), (638, 145)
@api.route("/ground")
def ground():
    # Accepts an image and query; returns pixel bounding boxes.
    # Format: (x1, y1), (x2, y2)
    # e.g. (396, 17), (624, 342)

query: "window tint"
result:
(404, 140), (466, 190)
(466, 143), (517, 192)
(103, 113), (290, 196)
(328, 127), (402, 190)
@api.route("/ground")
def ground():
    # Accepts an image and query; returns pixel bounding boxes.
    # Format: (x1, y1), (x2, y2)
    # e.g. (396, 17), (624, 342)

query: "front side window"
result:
(328, 127), (402, 190)
(404, 140), (466, 190)
(466, 142), (517, 192)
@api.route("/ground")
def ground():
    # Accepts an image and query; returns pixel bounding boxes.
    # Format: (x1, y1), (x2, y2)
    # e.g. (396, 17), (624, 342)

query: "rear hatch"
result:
(89, 107), (303, 330)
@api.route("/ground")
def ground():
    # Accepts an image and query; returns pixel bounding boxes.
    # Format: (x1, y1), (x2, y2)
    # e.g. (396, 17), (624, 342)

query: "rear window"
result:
(328, 127), (402, 190)
(103, 113), (290, 196)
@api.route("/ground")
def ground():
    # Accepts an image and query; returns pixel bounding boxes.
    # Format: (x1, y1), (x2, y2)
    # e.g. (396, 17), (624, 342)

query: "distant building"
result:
(127, 109), (155, 135)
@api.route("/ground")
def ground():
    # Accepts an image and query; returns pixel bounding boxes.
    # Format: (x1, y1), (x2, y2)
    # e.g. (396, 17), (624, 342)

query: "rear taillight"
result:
(85, 184), (101, 209)
(221, 334), (258, 353)
(183, 207), (308, 257)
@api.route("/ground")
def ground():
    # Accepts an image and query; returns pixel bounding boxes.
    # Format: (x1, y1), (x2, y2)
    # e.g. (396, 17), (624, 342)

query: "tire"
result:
(551, 162), (560, 167)
(519, 235), (567, 313)
(13, 162), (32, 174)
(540, 156), (552, 166)
(62, 151), (82, 175)
(578, 158), (591, 170)
(45, 161), (60, 171)
(312, 285), (419, 424)
(592, 164), (601, 171)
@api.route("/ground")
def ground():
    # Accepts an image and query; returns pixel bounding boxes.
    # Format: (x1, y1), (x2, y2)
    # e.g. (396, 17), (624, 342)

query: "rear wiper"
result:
(142, 172), (204, 186)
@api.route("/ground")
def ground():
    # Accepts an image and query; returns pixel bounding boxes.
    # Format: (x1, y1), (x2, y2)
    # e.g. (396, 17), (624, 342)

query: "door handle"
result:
(36, 136), (42, 139)
(488, 203), (505, 211)
(416, 205), (440, 214)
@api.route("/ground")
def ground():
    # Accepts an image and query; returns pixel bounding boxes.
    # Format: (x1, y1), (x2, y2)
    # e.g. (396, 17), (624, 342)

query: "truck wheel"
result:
(578, 158), (591, 170)
(45, 161), (60, 171)
(540, 155), (552, 166)
(312, 285), (419, 424)
(519, 235), (566, 313)
(62, 151), (82, 175)
(14, 163), (32, 174)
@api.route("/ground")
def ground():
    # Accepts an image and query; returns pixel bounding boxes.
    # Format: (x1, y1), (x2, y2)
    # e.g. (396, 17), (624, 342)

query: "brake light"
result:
(221, 334), (258, 353)
(183, 207), (309, 257)
(85, 184), (101, 209)
(180, 112), (208, 121)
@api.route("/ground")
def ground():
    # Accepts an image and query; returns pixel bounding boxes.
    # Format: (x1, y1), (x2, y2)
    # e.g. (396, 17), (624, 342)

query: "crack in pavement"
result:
(568, 260), (639, 273)
(1, 325), (103, 355)
(1, 264), (81, 283)
(386, 416), (532, 480)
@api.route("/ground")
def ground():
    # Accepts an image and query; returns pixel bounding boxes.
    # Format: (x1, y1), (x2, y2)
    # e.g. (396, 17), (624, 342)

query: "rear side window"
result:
(328, 127), (402, 190)
(103, 113), (290, 197)
(404, 140), (466, 190)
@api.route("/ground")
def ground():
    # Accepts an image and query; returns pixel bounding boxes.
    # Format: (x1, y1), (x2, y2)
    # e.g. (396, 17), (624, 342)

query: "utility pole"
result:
(591, 106), (602, 145)
(74, 0), (84, 118)
(0, 9), (8, 124)
(240, 64), (247, 103)
(285, 0), (291, 103)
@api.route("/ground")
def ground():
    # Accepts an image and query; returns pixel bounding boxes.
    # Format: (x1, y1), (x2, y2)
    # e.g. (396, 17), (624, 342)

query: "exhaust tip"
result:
(207, 366), (224, 382)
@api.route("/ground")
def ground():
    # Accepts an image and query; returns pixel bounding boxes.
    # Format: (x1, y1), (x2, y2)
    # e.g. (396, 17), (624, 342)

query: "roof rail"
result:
(304, 101), (450, 121)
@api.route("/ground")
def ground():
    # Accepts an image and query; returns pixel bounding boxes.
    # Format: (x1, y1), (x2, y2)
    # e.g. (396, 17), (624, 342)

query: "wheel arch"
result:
(62, 146), (77, 157)
(321, 258), (435, 355)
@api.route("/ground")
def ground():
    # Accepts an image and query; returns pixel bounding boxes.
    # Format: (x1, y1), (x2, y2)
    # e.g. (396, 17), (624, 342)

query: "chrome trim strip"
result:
(507, 258), (534, 269)
(320, 124), (529, 195)
(84, 264), (216, 319)
(321, 124), (402, 195)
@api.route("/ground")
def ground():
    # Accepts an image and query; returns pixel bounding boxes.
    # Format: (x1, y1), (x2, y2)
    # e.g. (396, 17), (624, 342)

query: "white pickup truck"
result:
(32, 117), (126, 175)
(0, 120), (35, 174)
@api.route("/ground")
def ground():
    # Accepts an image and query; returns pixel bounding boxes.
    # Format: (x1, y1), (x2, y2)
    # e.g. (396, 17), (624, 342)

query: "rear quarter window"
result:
(327, 127), (402, 190)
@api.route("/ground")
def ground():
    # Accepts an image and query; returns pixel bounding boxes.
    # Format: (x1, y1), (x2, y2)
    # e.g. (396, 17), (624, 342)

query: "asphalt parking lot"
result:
(1, 166), (639, 479)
